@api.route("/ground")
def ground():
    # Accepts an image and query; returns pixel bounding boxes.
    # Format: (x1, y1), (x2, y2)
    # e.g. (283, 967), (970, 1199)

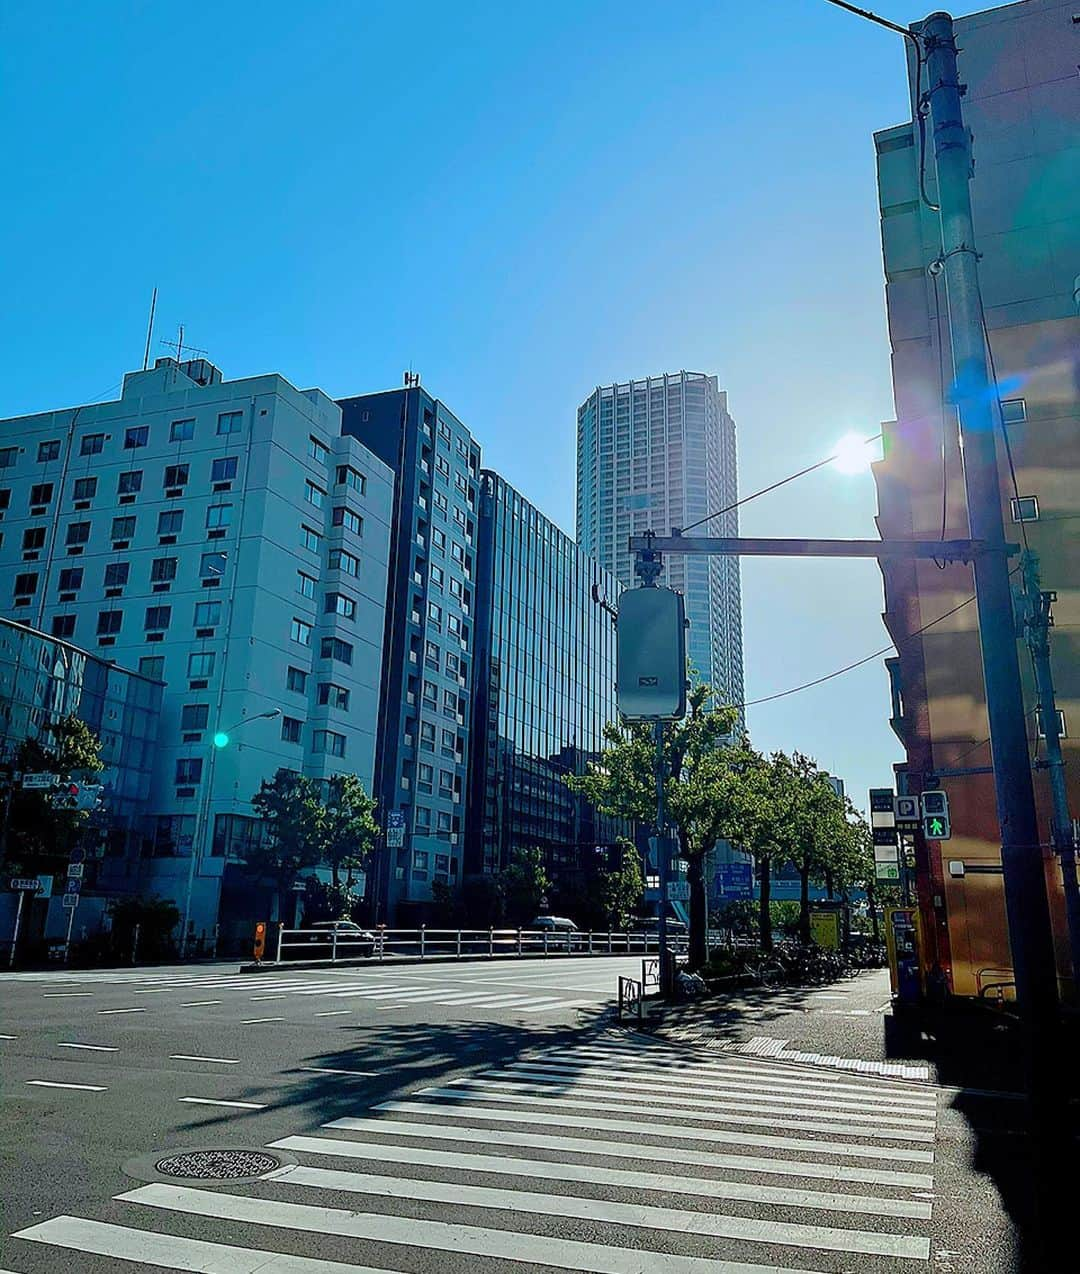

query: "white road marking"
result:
(249, 995), (288, 1002)
(0, 1034), (17, 1039)
(26, 1080), (106, 1092)
(117, 1181), (839, 1272)
(170, 1055), (240, 1065)
(364, 1101), (934, 1163)
(180, 1000), (223, 1007)
(178, 1097), (266, 1109)
(57, 1043), (119, 1053)
(298, 1068), (376, 1077)
(43, 992), (93, 997)
(272, 1135), (929, 1219)
(314, 1010), (352, 1017)
(241, 1017), (285, 1024)
(307, 1118), (933, 1187)
(98, 1007), (145, 1015)
(12, 1215), (395, 1273)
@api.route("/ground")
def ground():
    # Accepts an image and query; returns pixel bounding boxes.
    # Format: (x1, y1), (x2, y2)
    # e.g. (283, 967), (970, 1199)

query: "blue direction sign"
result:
(65, 877), (82, 894)
(715, 862), (753, 899)
(386, 810), (406, 849)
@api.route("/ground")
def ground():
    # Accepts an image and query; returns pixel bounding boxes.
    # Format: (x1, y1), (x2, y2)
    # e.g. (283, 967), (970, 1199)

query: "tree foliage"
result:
(597, 838), (644, 929)
(496, 847), (551, 925)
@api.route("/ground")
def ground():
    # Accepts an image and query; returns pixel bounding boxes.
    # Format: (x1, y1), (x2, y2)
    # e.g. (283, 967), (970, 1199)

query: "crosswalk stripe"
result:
(306, 1117), (934, 1187)
(117, 1182), (831, 1273)
(422, 1082), (936, 1142)
(271, 1134), (930, 1219)
(359, 1103), (935, 1163)
(487, 1068), (936, 1126)
(292, 984), (418, 996)
(559, 1046), (938, 1106)
(12, 1215), (394, 1273)
(265, 1165), (929, 1259)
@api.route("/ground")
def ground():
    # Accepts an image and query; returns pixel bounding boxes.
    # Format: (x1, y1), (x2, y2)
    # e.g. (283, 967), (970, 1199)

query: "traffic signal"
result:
(921, 790), (951, 840)
(213, 731), (230, 748)
(50, 783), (104, 811)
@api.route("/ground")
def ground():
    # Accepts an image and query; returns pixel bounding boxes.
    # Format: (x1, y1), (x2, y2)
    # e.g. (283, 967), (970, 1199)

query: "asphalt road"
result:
(0, 955), (1022, 1272)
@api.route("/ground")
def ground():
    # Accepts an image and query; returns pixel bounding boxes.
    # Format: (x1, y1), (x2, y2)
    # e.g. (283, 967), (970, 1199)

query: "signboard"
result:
(386, 810), (406, 849)
(36, 874), (53, 900)
(809, 910), (841, 951)
(10, 877), (42, 892)
(874, 844), (900, 882)
(21, 772), (57, 790)
(894, 795), (920, 827)
(66, 863), (84, 880)
(616, 586), (688, 721)
(62, 893), (80, 909)
(715, 862), (754, 900)
(65, 878), (82, 894)
(869, 788), (895, 814)
(666, 880), (690, 902)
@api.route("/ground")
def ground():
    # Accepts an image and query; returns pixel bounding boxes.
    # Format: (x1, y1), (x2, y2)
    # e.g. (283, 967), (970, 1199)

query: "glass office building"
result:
(468, 471), (625, 881)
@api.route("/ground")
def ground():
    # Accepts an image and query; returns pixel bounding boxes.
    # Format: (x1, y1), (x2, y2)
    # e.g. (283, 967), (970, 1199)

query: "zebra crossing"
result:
(10, 1035), (941, 1272)
(6, 965), (599, 1016)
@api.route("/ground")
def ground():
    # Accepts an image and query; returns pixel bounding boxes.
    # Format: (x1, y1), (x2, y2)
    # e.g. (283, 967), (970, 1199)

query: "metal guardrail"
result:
(273, 925), (667, 965)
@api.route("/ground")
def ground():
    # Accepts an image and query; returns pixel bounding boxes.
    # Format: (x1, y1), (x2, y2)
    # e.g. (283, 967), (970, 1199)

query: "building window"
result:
(170, 418), (195, 442)
(436, 811), (452, 835)
(180, 704), (209, 731)
(164, 463), (189, 489)
(418, 763), (433, 794)
(305, 481), (326, 509)
(286, 666), (308, 693)
(301, 524), (322, 553)
(425, 640), (440, 670)
(144, 605), (171, 631)
(332, 507), (362, 535)
(1037, 709), (1068, 739)
(438, 769), (454, 796)
(206, 503), (232, 529)
(188, 651), (215, 678)
(157, 510), (183, 535)
(66, 521), (90, 547)
(51, 615), (76, 638)
(58, 567), (83, 591)
(1011, 496), (1039, 523)
(297, 571), (316, 599)
(291, 618), (313, 646)
(312, 730), (346, 757)
(118, 470), (142, 495)
(449, 577), (463, 599)
(37, 440), (61, 462)
(175, 758), (203, 785)
(308, 435), (329, 464)
(414, 811), (431, 834)
(428, 601), (442, 628)
(212, 456), (238, 482)
(281, 716), (303, 744)
(317, 683), (350, 710)
(14, 572), (38, 596)
(217, 411), (243, 435)
(320, 636), (353, 665)
(420, 721), (436, 751)
(1001, 399), (1026, 425)
(104, 561), (130, 588)
(422, 680), (438, 704)
(139, 656), (164, 680)
(200, 551), (226, 580)
(447, 613), (460, 635)
(80, 434), (104, 456)
(124, 425), (149, 450)
(324, 592), (356, 620)
(329, 548), (359, 576)
(30, 483), (53, 506)
(96, 610), (122, 635)
(435, 455), (450, 479)
(432, 527), (446, 552)
(22, 527), (45, 551)
(430, 564), (444, 588)
(111, 516), (136, 542)
(442, 689), (458, 714)
(445, 652), (460, 676)
(151, 557), (177, 583)
(194, 600), (221, 627)
(335, 465), (366, 494)
(433, 490), (448, 515)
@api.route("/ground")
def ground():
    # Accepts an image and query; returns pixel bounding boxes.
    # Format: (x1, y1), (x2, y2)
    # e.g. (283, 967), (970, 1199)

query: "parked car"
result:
(530, 915), (579, 932)
(301, 920), (375, 958)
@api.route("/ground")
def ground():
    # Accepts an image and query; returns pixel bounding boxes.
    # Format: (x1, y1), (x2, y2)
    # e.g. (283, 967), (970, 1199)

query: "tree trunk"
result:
(687, 854), (708, 970)
(868, 881), (880, 942)
(798, 860), (812, 945)
(825, 868), (834, 900)
(758, 856), (772, 952)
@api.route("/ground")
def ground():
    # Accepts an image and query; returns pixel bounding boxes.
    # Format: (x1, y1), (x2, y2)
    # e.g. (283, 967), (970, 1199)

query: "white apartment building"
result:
(0, 358), (392, 944)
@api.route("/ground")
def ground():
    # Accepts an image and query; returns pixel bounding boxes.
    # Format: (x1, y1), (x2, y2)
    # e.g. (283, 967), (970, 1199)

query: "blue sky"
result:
(1, 0), (977, 809)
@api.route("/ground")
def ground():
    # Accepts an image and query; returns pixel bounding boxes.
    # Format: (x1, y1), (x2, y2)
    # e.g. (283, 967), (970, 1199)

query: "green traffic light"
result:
(213, 731), (230, 749)
(929, 817), (944, 836)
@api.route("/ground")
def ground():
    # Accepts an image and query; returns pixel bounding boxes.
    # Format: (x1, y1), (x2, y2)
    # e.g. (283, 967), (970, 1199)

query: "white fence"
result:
(272, 925), (679, 965)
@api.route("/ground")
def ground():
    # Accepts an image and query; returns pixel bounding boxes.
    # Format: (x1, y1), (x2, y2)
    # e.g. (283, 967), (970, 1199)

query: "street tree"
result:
(597, 839), (645, 929)
(322, 774), (379, 888)
(248, 770), (326, 918)
(497, 847), (551, 925)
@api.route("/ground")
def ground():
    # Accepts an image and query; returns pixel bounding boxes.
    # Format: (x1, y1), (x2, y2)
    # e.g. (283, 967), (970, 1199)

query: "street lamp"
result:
(179, 708), (282, 958)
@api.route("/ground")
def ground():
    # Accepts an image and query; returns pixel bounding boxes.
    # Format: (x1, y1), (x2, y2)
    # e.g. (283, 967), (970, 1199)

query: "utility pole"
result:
(921, 9), (1065, 1228)
(1022, 553), (1080, 985)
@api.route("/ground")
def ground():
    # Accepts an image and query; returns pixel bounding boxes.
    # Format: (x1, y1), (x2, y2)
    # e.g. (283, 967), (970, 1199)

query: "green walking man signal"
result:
(921, 790), (951, 841)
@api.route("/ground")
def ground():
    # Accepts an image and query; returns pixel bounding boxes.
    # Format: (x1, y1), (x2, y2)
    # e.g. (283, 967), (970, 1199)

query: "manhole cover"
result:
(155, 1150), (280, 1180)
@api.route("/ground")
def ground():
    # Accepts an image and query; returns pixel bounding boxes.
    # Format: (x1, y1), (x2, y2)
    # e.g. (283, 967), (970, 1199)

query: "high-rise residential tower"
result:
(576, 371), (743, 709)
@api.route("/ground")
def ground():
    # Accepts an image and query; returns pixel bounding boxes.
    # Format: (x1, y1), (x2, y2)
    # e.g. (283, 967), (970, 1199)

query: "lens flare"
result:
(831, 432), (876, 474)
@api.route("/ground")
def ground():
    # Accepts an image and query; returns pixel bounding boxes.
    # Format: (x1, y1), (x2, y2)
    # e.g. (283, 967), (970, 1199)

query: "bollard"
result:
(608, 929), (613, 954)
(331, 926), (338, 964)
(131, 923), (141, 966)
(517, 927), (523, 956)
(489, 926), (494, 958)
(420, 925), (426, 960)
(275, 921), (284, 964)
(543, 930), (549, 956)
(588, 931), (593, 955)
(456, 929), (462, 959)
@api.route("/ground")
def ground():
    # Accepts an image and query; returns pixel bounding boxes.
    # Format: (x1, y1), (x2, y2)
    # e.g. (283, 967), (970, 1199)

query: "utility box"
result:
(616, 587), (687, 721)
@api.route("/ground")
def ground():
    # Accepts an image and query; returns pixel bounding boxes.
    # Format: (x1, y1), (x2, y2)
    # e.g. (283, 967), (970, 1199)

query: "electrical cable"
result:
(678, 432), (884, 536)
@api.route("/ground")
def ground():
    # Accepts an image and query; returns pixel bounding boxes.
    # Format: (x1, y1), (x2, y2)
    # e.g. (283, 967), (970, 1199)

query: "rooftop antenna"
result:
(142, 287), (157, 371)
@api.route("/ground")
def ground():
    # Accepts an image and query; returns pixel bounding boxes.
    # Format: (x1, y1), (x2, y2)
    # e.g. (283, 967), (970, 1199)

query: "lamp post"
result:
(178, 708), (281, 958)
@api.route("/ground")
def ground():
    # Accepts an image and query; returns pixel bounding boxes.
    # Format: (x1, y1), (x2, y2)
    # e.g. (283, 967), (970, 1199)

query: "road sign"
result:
(873, 825), (899, 846)
(616, 586), (688, 721)
(921, 790), (952, 840)
(894, 795), (920, 826)
(869, 788), (895, 814)
(666, 880), (690, 902)
(62, 894), (80, 909)
(715, 862), (753, 899)
(9, 877), (42, 892)
(21, 772), (57, 790)
(36, 874), (53, 899)
(66, 862), (84, 880)
(65, 877), (82, 894)
(386, 810), (406, 849)
(68, 847), (86, 865)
